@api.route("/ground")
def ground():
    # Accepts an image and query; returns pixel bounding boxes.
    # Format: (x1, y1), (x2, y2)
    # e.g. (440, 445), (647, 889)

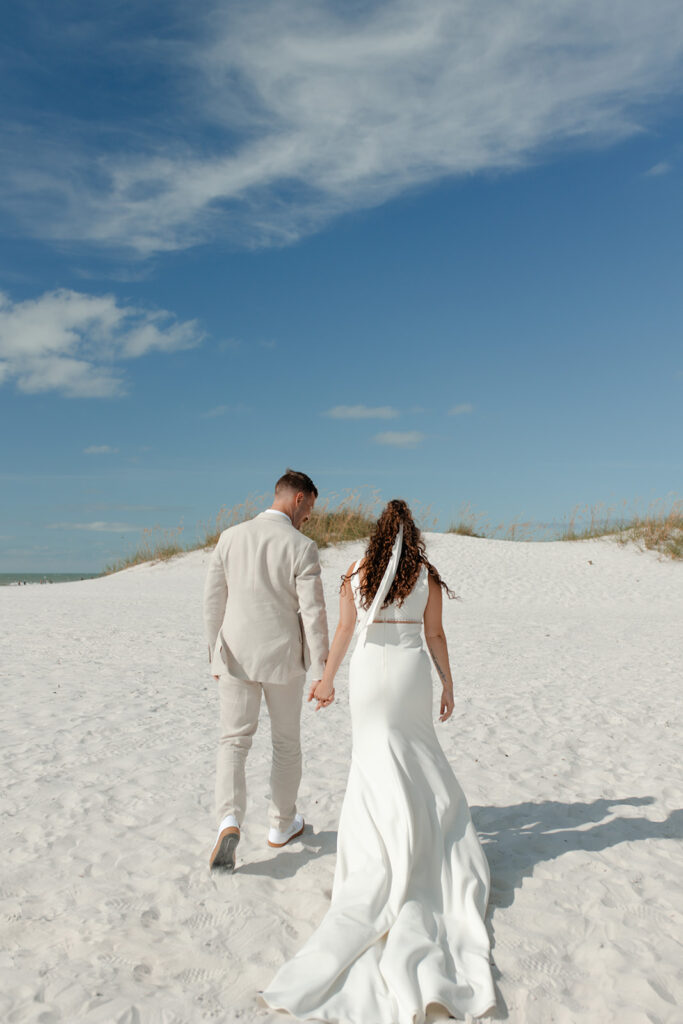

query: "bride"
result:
(262, 499), (496, 1023)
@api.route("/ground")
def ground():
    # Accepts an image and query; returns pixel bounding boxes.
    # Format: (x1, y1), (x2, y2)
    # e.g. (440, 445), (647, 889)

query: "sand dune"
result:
(1, 534), (681, 1023)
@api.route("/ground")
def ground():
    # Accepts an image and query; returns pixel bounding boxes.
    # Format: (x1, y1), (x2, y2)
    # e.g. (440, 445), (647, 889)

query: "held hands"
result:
(439, 687), (454, 723)
(308, 678), (335, 711)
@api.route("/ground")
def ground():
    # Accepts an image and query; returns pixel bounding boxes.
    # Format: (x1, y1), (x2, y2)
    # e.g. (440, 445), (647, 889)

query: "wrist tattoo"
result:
(427, 643), (448, 686)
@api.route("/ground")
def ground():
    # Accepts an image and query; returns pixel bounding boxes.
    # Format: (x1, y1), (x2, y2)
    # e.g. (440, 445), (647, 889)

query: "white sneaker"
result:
(210, 814), (240, 870)
(267, 813), (305, 848)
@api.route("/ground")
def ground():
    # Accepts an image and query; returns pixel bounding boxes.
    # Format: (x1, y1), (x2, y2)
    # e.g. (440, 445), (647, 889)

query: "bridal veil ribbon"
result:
(356, 523), (404, 646)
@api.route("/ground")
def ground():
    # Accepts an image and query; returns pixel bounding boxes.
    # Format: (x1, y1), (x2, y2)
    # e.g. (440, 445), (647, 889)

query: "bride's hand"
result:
(308, 678), (335, 711)
(439, 687), (454, 722)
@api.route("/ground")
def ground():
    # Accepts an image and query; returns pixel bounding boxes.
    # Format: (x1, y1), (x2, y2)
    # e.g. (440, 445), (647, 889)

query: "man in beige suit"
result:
(203, 469), (329, 870)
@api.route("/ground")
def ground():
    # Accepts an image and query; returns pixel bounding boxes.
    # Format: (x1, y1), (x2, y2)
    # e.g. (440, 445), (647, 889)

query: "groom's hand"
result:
(308, 678), (335, 711)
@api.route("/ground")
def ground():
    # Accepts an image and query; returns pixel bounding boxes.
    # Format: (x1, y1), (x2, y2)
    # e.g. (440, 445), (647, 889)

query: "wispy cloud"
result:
(4, 1), (683, 253)
(0, 289), (205, 397)
(325, 405), (399, 420)
(47, 521), (144, 532)
(83, 445), (118, 454)
(218, 338), (244, 352)
(87, 504), (174, 513)
(201, 403), (249, 418)
(448, 403), (474, 416)
(645, 160), (673, 176)
(374, 431), (425, 448)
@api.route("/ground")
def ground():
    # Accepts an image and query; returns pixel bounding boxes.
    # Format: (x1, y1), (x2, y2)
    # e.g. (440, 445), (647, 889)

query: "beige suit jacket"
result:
(203, 511), (329, 684)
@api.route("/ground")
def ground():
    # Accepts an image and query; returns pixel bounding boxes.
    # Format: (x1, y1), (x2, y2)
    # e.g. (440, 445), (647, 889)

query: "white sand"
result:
(1, 534), (681, 1024)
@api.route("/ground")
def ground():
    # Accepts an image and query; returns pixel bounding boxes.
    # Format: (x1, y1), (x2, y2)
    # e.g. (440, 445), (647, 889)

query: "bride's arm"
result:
(308, 563), (357, 711)
(424, 574), (455, 722)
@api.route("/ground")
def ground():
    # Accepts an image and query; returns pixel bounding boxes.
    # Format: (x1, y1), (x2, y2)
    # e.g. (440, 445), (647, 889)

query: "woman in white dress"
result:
(262, 499), (495, 1023)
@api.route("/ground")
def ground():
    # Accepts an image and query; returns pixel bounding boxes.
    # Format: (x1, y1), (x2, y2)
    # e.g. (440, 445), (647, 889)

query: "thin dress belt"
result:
(372, 619), (421, 623)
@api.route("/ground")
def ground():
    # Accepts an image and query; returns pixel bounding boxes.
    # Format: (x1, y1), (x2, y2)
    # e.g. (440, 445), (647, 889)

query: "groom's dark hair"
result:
(275, 468), (318, 498)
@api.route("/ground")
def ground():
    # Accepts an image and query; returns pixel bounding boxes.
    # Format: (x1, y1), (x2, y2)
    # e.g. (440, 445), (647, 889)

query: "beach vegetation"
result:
(446, 497), (683, 559)
(556, 497), (683, 559)
(104, 525), (185, 573)
(447, 504), (486, 538)
(105, 493), (683, 574)
(614, 501), (682, 559)
(302, 491), (379, 548)
(104, 491), (381, 573)
(447, 504), (536, 541)
(198, 496), (266, 548)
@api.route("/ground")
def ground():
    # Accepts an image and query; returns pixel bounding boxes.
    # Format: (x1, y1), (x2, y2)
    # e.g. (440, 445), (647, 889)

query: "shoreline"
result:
(0, 572), (101, 586)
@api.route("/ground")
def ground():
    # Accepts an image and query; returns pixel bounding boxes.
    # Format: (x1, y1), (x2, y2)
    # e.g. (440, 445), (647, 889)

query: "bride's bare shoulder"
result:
(340, 558), (361, 594)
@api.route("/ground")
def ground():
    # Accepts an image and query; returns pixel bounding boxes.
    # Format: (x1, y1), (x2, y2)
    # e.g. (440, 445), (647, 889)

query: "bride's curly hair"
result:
(348, 498), (455, 609)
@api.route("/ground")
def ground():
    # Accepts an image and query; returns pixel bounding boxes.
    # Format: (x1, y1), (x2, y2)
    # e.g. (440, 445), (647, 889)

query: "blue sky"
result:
(1, 1), (682, 571)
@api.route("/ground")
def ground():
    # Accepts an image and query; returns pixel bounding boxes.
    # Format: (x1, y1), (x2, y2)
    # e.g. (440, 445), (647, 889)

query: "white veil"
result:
(356, 524), (404, 646)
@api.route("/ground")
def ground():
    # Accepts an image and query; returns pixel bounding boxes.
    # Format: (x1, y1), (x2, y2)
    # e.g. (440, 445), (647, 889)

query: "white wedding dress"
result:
(262, 550), (495, 1023)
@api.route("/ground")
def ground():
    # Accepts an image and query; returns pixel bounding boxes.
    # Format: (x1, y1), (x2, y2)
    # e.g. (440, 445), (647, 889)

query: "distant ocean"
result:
(0, 573), (101, 586)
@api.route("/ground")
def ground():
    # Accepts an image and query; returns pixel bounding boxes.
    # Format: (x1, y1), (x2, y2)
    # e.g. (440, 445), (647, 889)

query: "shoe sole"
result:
(209, 828), (240, 870)
(267, 820), (305, 848)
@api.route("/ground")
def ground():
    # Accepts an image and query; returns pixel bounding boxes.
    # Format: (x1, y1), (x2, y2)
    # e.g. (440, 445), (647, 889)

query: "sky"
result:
(1, 0), (682, 572)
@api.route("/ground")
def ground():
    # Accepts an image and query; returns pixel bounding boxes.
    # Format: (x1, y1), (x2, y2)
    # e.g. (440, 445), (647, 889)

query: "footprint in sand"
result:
(140, 907), (159, 927)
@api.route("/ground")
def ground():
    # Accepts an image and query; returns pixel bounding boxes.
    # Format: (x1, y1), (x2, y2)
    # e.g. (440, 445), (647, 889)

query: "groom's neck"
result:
(269, 501), (293, 522)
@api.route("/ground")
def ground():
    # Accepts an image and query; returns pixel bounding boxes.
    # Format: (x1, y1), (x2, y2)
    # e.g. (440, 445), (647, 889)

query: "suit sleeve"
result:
(295, 541), (329, 678)
(203, 537), (228, 662)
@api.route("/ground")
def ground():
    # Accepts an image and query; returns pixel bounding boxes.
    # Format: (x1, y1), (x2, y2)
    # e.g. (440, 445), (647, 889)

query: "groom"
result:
(203, 469), (329, 870)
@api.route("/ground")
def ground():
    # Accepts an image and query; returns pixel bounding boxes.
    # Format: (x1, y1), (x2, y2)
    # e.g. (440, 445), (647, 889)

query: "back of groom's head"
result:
(275, 468), (318, 498)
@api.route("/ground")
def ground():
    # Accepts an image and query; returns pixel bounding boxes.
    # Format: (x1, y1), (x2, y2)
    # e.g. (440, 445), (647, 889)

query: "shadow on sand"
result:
(470, 796), (682, 1019)
(471, 795), (682, 912)
(231, 801), (681, 1016)
(235, 825), (338, 878)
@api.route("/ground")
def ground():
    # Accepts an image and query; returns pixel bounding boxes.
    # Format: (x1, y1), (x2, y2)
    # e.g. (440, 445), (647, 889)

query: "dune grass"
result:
(558, 501), (631, 541)
(104, 525), (186, 574)
(447, 504), (537, 542)
(554, 498), (683, 559)
(104, 498), (266, 574)
(106, 494), (683, 573)
(447, 497), (683, 560)
(302, 492), (380, 548)
(105, 492), (380, 573)
(621, 503), (683, 559)
(198, 496), (266, 549)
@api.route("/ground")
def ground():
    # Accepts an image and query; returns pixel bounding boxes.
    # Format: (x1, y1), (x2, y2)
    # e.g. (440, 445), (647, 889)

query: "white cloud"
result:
(47, 522), (143, 532)
(326, 405), (399, 419)
(448, 403), (474, 416)
(0, 289), (204, 397)
(4, 1), (683, 253)
(201, 403), (249, 418)
(83, 445), (118, 454)
(645, 160), (673, 176)
(218, 338), (243, 352)
(374, 431), (425, 448)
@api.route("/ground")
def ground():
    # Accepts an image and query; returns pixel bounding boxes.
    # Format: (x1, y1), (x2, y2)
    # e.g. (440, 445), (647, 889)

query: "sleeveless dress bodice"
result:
(350, 560), (429, 650)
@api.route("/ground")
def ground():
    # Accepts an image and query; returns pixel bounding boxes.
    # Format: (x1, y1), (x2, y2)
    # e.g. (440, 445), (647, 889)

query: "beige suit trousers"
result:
(216, 672), (305, 832)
